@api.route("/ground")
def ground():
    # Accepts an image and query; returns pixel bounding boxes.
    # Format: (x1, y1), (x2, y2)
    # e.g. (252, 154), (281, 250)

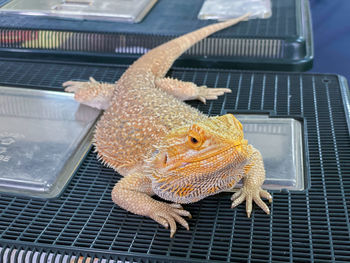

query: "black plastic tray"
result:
(0, 59), (349, 262)
(0, 0), (313, 71)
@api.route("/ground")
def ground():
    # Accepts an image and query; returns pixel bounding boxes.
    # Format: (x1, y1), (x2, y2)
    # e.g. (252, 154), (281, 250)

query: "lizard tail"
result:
(134, 13), (251, 78)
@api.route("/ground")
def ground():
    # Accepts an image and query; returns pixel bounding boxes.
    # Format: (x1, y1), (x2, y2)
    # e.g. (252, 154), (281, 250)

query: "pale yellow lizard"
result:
(63, 13), (272, 238)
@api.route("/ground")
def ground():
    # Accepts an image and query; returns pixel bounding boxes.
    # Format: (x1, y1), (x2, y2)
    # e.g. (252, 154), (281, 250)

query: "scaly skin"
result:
(64, 13), (272, 237)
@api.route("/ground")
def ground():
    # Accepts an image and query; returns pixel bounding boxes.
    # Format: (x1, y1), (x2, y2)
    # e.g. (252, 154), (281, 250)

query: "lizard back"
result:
(93, 14), (250, 174)
(94, 71), (206, 173)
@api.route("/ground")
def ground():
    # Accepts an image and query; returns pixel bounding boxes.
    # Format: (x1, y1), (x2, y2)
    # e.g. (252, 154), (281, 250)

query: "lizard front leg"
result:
(63, 77), (115, 110)
(155, 77), (231, 103)
(231, 146), (272, 217)
(112, 172), (192, 238)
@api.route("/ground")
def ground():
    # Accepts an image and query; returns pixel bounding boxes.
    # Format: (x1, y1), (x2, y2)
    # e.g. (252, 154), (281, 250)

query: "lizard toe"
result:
(170, 212), (189, 231)
(245, 195), (253, 218)
(172, 208), (192, 219)
(152, 215), (169, 229)
(260, 189), (273, 203)
(198, 96), (207, 104)
(63, 81), (88, 96)
(253, 189), (272, 214)
(231, 189), (243, 201)
(149, 201), (191, 237)
(253, 195), (270, 215)
(206, 88), (231, 96)
(231, 190), (246, 209)
(63, 82), (81, 92)
(196, 86), (231, 103)
(163, 215), (177, 238)
(169, 203), (183, 209)
(205, 95), (218, 100)
(231, 187), (271, 217)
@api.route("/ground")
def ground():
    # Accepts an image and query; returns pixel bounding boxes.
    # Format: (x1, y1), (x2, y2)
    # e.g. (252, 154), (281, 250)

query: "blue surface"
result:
(309, 0), (350, 81)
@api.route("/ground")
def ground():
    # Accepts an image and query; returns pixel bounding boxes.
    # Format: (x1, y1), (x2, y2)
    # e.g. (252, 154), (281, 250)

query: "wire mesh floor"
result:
(0, 59), (349, 262)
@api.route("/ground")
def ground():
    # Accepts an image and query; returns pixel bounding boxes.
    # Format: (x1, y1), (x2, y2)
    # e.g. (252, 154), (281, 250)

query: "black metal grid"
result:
(0, 59), (349, 262)
(0, 0), (313, 71)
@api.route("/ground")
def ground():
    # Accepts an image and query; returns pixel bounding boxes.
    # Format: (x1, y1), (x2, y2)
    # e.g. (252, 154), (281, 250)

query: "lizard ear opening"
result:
(163, 153), (168, 164)
(154, 152), (168, 168)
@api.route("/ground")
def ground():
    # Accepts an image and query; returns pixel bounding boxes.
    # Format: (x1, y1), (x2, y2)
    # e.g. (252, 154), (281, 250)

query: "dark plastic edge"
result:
(292, 0), (314, 70)
(338, 75), (350, 134)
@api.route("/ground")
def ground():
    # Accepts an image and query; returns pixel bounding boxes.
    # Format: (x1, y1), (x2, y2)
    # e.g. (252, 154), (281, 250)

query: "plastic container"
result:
(0, 0), (158, 23)
(0, 86), (100, 198)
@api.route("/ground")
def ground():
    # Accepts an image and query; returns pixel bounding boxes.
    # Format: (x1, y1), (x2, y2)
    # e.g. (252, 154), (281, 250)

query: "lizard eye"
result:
(187, 132), (204, 149)
(190, 137), (198, 144)
(187, 124), (205, 149)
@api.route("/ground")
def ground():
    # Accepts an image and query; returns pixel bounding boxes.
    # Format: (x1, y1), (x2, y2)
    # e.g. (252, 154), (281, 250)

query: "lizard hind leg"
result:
(155, 77), (231, 104)
(63, 77), (115, 110)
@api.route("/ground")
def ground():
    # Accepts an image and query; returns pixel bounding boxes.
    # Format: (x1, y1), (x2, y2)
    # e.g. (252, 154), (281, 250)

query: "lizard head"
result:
(146, 114), (250, 203)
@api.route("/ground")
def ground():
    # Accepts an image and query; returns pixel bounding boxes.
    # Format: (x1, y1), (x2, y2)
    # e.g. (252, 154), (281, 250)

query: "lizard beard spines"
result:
(149, 147), (251, 204)
(96, 152), (117, 170)
(152, 166), (246, 204)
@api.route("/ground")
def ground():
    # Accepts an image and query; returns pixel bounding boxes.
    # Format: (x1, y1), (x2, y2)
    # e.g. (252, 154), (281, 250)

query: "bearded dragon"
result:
(63, 13), (272, 237)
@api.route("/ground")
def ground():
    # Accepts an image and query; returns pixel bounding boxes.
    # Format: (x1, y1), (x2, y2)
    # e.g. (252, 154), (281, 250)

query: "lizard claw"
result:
(196, 86), (231, 103)
(231, 187), (272, 217)
(149, 201), (191, 238)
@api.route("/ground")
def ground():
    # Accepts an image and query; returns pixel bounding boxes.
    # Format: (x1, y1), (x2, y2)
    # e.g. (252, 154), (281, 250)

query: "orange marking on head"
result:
(177, 145), (233, 168)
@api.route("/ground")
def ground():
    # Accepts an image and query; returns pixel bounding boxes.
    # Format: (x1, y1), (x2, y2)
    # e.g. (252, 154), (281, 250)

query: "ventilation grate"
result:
(0, 29), (285, 59)
(0, 60), (349, 262)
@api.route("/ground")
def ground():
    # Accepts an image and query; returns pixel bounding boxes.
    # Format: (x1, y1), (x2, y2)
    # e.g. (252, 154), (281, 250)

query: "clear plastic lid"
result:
(198, 0), (272, 20)
(235, 115), (304, 191)
(0, 0), (158, 23)
(0, 86), (100, 198)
